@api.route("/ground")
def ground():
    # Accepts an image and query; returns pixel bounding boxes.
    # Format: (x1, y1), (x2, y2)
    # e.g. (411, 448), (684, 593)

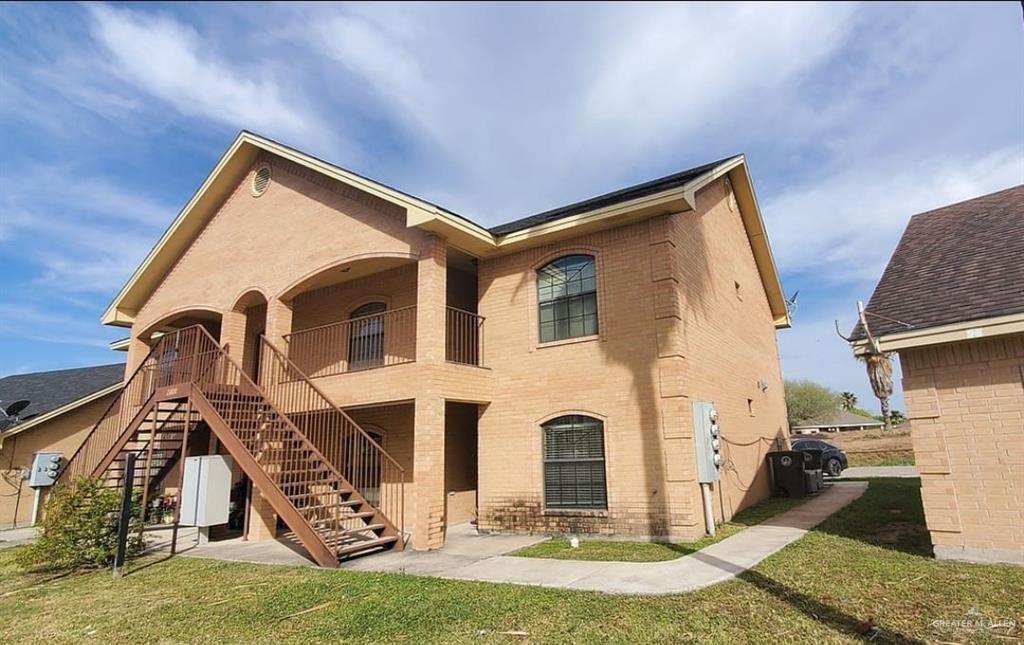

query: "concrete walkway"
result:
(344, 482), (867, 594)
(0, 526), (37, 550)
(142, 482), (867, 595)
(838, 465), (918, 479)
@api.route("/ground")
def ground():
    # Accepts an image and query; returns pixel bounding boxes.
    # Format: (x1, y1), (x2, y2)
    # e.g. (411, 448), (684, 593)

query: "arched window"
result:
(348, 302), (386, 369)
(537, 254), (597, 343)
(542, 415), (607, 510)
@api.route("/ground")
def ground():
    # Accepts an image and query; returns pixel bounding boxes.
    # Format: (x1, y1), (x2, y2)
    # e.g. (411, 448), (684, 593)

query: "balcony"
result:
(284, 306), (484, 378)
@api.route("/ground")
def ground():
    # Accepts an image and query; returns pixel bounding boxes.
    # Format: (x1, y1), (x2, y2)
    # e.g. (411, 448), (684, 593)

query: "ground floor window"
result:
(542, 415), (607, 510)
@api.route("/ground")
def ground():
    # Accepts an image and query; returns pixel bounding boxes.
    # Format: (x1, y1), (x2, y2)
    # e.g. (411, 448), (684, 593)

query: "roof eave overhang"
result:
(851, 312), (1024, 355)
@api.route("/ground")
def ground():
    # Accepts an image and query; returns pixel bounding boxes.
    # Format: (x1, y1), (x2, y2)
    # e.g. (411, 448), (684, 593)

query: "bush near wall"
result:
(17, 477), (144, 571)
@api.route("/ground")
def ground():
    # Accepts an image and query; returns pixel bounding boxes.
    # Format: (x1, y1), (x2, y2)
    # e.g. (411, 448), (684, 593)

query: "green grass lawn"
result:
(511, 494), (804, 561)
(1, 479), (1021, 644)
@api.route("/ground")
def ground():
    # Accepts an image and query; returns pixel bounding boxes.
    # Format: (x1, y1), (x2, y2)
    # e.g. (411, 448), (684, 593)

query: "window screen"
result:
(537, 255), (598, 343)
(542, 415), (607, 509)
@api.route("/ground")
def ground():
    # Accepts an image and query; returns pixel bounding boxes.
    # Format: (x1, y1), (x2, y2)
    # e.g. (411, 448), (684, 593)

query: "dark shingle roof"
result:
(851, 185), (1024, 341)
(0, 364), (123, 423)
(488, 156), (740, 235)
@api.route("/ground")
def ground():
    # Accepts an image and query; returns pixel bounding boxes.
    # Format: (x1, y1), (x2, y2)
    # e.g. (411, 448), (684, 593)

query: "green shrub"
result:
(17, 477), (145, 570)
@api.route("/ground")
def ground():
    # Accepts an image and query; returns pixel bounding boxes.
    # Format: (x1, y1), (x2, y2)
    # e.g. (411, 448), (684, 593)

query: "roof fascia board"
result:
(723, 160), (791, 329)
(490, 187), (694, 254)
(0, 383), (122, 446)
(851, 312), (1024, 354)
(101, 133), (256, 327)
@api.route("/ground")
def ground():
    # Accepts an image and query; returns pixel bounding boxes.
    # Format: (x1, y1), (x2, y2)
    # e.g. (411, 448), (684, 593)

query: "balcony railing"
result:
(284, 306), (417, 378)
(282, 304), (486, 377)
(446, 307), (485, 367)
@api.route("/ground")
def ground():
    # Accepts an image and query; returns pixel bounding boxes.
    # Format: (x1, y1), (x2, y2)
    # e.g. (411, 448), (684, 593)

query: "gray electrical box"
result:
(179, 455), (233, 527)
(28, 452), (64, 487)
(692, 400), (721, 483)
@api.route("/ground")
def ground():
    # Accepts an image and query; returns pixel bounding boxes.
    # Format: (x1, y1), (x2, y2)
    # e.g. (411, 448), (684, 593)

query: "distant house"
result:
(0, 364), (123, 528)
(849, 185), (1023, 565)
(791, 410), (883, 435)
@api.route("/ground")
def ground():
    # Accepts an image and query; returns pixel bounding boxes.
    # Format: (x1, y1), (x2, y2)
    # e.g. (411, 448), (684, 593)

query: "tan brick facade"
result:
(900, 333), (1024, 564)
(476, 178), (787, 541)
(119, 154), (787, 548)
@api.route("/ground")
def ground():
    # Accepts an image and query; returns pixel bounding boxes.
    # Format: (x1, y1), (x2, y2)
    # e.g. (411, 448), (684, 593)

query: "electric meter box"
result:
(29, 452), (64, 487)
(692, 400), (720, 483)
(179, 455), (233, 527)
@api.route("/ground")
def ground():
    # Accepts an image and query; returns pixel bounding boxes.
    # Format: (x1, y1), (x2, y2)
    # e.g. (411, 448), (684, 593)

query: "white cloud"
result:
(766, 146), (1024, 283)
(86, 4), (324, 150)
(307, 2), (861, 220)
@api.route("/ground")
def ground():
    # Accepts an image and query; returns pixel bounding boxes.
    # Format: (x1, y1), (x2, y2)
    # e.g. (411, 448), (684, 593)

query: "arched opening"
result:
(232, 290), (269, 381)
(139, 307), (223, 344)
(347, 301), (387, 369)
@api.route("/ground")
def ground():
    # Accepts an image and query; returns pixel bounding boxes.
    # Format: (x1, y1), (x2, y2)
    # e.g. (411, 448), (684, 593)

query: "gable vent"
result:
(251, 164), (271, 197)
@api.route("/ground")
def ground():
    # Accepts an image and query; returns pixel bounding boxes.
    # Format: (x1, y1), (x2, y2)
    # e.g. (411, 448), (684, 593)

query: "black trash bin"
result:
(767, 451), (807, 498)
(800, 449), (824, 494)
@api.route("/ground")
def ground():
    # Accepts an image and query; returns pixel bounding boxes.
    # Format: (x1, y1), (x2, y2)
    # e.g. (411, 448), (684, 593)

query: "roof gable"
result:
(852, 185), (1024, 342)
(103, 132), (789, 328)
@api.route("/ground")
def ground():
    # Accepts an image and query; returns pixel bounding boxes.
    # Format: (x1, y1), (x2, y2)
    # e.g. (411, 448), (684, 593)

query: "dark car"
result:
(792, 438), (848, 477)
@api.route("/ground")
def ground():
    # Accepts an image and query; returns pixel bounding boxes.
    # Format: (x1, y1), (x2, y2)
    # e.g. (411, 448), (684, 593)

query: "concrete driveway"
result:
(837, 465), (918, 479)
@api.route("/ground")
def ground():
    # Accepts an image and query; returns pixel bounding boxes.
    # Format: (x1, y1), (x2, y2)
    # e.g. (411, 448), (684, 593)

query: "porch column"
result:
(413, 235), (448, 549)
(220, 309), (246, 363)
(416, 234), (447, 365)
(413, 395), (446, 549)
(264, 297), (293, 349)
(124, 334), (150, 378)
(247, 488), (278, 542)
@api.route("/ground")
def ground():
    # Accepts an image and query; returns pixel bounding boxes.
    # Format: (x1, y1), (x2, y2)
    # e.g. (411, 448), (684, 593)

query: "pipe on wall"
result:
(701, 482), (716, 537)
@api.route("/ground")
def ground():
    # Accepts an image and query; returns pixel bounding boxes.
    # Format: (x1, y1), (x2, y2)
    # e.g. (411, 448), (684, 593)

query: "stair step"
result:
(334, 535), (399, 557)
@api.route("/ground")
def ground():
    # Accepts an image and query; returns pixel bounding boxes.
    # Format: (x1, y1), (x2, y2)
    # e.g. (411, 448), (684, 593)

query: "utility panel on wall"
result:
(692, 400), (722, 483)
(179, 455), (233, 527)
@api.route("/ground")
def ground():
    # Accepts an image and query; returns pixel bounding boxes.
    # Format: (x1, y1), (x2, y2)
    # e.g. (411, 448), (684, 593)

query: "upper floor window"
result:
(537, 254), (597, 343)
(542, 415), (607, 510)
(348, 302), (386, 369)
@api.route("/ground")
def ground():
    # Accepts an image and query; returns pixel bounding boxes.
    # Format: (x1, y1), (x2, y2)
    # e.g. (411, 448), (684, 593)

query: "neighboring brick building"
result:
(0, 364), (122, 527)
(851, 186), (1024, 565)
(68, 132), (790, 565)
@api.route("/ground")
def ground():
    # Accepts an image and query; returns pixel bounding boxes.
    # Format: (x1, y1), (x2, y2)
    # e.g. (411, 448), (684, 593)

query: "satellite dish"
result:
(4, 400), (30, 418)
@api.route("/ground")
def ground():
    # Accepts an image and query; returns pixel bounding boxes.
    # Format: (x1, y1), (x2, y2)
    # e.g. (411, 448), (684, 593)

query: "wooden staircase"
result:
(58, 325), (406, 567)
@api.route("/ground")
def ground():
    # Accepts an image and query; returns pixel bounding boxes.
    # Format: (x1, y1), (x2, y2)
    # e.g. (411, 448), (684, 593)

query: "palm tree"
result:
(840, 391), (858, 411)
(861, 353), (894, 430)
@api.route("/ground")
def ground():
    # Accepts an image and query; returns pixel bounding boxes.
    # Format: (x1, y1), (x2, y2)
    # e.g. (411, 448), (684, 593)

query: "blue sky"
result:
(1, 2), (1022, 413)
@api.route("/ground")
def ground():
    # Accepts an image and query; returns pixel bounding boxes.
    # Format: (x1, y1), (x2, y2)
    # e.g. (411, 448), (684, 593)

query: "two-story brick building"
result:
(63, 132), (791, 566)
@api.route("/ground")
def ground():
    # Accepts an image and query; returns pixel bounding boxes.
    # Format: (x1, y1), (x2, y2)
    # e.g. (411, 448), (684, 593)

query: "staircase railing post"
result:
(169, 398), (193, 556)
(112, 452), (138, 578)
(137, 405), (158, 539)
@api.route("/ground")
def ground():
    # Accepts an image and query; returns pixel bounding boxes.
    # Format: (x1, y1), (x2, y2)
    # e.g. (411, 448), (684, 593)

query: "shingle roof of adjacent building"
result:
(851, 185), (1024, 341)
(0, 364), (124, 423)
(488, 156), (740, 235)
(792, 410), (884, 429)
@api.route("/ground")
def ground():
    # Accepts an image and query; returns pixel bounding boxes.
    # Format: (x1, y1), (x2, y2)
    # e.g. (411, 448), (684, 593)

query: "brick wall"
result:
(900, 333), (1024, 564)
(476, 176), (788, 541)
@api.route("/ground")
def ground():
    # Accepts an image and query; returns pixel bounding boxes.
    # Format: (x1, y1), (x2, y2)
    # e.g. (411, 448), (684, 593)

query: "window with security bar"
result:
(537, 254), (598, 343)
(542, 415), (607, 510)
